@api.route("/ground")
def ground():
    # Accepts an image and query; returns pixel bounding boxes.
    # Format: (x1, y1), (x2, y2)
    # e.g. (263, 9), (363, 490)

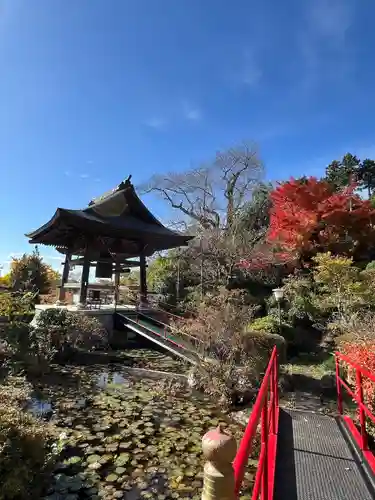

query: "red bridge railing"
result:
(233, 347), (279, 499)
(335, 352), (375, 474)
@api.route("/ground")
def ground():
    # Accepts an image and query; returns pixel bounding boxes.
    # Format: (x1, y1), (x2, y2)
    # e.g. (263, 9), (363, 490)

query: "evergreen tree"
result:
(10, 246), (51, 295)
(357, 159), (375, 198)
(325, 153), (360, 191)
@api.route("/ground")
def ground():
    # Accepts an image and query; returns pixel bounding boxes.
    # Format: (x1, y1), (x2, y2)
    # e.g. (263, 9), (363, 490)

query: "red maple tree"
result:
(267, 177), (375, 263)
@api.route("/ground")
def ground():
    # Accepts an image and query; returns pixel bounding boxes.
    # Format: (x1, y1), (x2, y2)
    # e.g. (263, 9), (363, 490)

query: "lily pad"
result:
(106, 473), (118, 482)
(64, 456), (82, 466)
(87, 454), (101, 464)
(119, 441), (132, 450)
(115, 453), (130, 466)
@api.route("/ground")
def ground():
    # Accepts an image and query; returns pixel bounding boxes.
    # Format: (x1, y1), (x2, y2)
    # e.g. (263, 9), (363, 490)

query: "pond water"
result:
(33, 350), (256, 500)
(122, 349), (189, 374)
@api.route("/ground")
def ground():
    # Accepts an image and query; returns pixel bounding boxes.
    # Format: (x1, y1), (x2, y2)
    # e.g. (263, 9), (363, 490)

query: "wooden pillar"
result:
(114, 268), (120, 305)
(78, 249), (90, 307)
(56, 252), (71, 304)
(139, 253), (148, 306)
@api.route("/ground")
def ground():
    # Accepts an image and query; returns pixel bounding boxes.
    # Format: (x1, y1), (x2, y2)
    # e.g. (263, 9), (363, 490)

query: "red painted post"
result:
(232, 348), (279, 499)
(274, 355), (279, 410)
(272, 363), (277, 435)
(356, 369), (368, 451)
(335, 355), (343, 415)
(261, 387), (268, 500)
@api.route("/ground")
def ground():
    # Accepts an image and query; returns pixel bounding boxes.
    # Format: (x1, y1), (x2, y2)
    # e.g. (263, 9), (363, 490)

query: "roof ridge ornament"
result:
(118, 175), (132, 191)
(89, 176), (133, 206)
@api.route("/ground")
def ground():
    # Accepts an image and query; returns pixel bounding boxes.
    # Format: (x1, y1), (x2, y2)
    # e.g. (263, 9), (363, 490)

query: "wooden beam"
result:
(70, 257), (140, 267)
(139, 252), (147, 304)
(57, 252), (71, 303)
(79, 248), (91, 306)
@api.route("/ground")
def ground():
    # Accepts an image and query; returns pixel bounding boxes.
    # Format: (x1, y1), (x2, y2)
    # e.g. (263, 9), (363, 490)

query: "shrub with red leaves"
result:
(340, 341), (375, 421)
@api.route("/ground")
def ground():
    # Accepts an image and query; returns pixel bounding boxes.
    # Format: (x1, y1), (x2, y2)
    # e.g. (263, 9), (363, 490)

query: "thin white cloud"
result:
(64, 171), (71, 177)
(80, 173), (89, 179)
(298, 0), (355, 92)
(145, 117), (166, 129)
(242, 49), (262, 86)
(94, 178), (101, 182)
(182, 102), (202, 121)
(309, 0), (352, 46)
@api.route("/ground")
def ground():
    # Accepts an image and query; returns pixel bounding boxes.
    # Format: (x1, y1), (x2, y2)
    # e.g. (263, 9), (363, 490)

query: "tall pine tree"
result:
(325, 153), (360, 191)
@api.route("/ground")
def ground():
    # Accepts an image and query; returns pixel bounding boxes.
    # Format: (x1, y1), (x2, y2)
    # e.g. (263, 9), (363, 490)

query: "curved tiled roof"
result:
(26, 179), (193, 256)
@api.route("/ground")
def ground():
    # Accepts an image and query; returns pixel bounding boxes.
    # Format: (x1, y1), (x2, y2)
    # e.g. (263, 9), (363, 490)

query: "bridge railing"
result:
(201, 347), (279, 500)
(121, 311), (202, 361)
(233, 346), (279, 499)
(335, 351), (375, 474)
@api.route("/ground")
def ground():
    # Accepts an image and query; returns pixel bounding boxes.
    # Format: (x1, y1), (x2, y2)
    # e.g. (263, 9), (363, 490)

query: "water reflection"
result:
(30, 369), (132, 418)
(96, 370), (129, 388)
(29, 398), (53, 418)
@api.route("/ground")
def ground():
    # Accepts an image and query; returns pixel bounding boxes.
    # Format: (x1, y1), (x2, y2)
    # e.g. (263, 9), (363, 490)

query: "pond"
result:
(32, 350), (256, 500)
(116, 349), (190, 374)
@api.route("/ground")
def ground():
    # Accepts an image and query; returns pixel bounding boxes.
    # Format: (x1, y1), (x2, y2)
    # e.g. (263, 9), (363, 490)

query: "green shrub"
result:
(279, 274), (320, 324)
(247, 315), (295, 342)
(0, 384), (57, 499)
(0, 292), (36, 319)
(248, 315), (279, 334)
(0, 321), (56, 374)
(1, 321), (56, 375)
(1, 309), (109, 374)
(35, 308), (108, 354)
(243, 330), (287, 363)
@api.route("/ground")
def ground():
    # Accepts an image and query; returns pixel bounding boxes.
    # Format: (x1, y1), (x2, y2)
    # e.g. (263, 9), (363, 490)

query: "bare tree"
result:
(139, 141), (264, 230)
(139, 142), (277, 296)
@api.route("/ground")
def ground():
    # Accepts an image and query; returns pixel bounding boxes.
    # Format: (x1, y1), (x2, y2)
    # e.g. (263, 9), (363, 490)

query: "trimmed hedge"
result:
(243, 329), (287, 363)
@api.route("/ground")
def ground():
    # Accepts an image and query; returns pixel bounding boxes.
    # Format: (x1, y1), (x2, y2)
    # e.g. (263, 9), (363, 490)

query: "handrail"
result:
(123, 297), (205, 350)
(138, 310), (204, 345)
(163, 308), (192, 322)
(335, 351), (375, 474)
(118, 312), (200, 360)
(118, 313), (186, 351)
(233, 347), (279, 499)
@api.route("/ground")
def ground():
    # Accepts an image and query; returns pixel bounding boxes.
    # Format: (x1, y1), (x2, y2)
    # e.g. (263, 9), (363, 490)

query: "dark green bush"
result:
(1, 321), (55, 375)
(35, 308), (108, 354)
(247, 315), (295, 343)
(243, 329), (287, 363)
(248, 315), (279, 334)
(0, 384), (56, 499)
(1, 309), (109, 375)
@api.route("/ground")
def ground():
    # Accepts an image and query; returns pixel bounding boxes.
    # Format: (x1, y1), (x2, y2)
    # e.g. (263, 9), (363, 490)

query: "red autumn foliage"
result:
(238, 251), (295, 271)
(268, 177), (375, 261)
(340, 342), (375, 420)
(236, 238), (298, 272)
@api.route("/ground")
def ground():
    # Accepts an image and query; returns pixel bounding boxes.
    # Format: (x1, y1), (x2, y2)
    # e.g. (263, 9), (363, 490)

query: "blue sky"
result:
(1, 0), (375, 273)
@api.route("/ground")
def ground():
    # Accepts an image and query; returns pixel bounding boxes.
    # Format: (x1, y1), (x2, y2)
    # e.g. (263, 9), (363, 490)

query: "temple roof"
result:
(26, 177), (193, 257)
